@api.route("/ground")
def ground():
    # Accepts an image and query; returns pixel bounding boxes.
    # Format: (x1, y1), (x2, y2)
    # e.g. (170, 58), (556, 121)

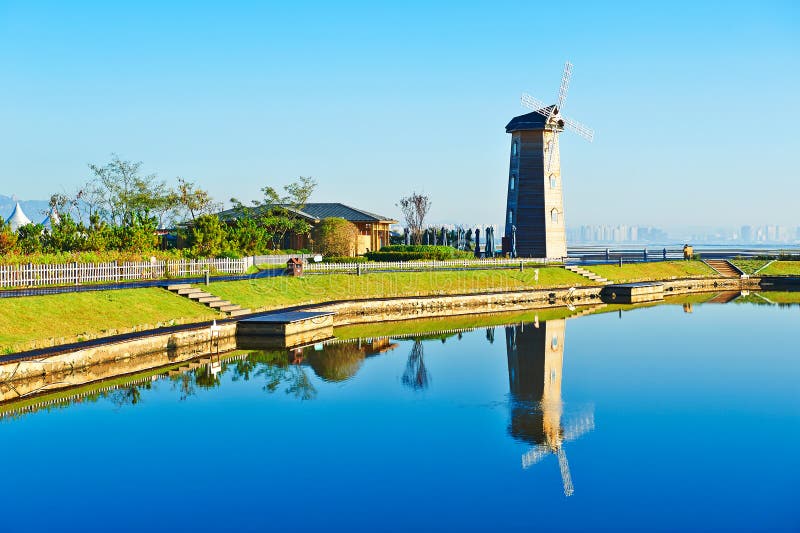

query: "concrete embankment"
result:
(0, 276), (763, 386)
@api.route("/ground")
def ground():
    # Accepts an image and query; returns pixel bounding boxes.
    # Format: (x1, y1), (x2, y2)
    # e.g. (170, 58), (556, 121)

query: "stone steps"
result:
(704, 259), (741, 278)
(166, 284), (251, 317)
(564, 265), (611, 285)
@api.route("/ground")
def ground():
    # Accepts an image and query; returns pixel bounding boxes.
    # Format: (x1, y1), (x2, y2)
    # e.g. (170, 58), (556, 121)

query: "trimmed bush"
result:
(365, 246), (473, 262)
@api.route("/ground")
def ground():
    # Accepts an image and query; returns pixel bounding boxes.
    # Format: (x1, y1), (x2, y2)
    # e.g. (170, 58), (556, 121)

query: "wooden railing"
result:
(0, 257), (252, 288)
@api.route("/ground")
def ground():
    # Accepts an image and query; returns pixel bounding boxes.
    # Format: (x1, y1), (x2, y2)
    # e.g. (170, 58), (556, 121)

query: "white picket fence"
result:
(0, 257), (252, 288)
(303, 257), (556, 274)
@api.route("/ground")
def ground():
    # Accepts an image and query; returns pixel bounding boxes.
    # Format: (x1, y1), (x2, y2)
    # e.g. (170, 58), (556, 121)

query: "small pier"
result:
(236, 311), (335, 349)
(601, 282), (664, 304)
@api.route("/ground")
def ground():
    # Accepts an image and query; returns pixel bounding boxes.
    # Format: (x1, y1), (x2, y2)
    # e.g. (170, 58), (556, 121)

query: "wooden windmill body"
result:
(503, 62), (594, 259)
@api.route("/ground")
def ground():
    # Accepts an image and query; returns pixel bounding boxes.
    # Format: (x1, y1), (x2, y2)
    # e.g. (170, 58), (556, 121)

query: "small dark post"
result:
(357, 263), (362, 276)
(519, 260), (524, 272)
(618, 257), (623, 267)
(204, 269), (210, 286)
(643, 248), (648, 261)
(605, 248), (610, 261)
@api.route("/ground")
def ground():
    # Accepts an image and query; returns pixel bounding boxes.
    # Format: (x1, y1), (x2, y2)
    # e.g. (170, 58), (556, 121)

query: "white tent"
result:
(41, 208), (61, 230)
(5, 202), (32, 231)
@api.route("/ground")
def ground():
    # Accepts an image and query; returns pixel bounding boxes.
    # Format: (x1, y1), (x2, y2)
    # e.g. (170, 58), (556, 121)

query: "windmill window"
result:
(550, 175), (557, 189)
(551, 336), (559, 350)
(550, 369), (557, 383)
(551, 209), (559, 223)
(511, 141), (518, 157)
(508, 209), (513, 224)
(510, 175), (516, 190)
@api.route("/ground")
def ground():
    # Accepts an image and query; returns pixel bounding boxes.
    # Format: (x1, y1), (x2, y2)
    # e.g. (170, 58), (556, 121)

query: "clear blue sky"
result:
(1, 1), (797, 228)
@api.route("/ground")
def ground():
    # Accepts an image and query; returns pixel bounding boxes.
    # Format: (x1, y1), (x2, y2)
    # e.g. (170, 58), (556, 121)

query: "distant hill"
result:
(0, 195), (51, 225)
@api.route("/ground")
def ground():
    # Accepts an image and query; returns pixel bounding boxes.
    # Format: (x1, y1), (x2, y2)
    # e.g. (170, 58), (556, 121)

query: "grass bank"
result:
(0, 288), (220, 353)
(583, 261), (717, 283)
(205, 267), (592, 312)
(730, 260), (800, 276)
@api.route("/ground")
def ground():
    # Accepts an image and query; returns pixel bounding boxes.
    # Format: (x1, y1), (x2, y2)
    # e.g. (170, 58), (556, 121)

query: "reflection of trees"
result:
(234, 351), (317, 401)
(402, 340), (429, 391)
(171, 373), (196, 401)
(109, 385), (148, 407)
(194, 367), (221, 389)
(304, 344), (366, 382)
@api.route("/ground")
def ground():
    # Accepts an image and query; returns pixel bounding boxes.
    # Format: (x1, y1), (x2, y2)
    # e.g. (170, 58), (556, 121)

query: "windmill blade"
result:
(557, 447), (575, 497)
(521, 444), (551, 469)
(563, 116), (595, 143)
(521, 93), (555, 120)
(558, 61), (574, 110)
(561, 411), (595, 442)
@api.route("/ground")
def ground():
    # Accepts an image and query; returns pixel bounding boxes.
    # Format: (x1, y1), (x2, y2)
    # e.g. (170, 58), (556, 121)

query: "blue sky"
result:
(1, 0), (797, 228)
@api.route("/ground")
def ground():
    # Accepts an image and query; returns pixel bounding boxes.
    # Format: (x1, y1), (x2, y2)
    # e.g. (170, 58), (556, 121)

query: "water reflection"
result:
(505, 318), (594, 496)
(402, 340), (429, 391)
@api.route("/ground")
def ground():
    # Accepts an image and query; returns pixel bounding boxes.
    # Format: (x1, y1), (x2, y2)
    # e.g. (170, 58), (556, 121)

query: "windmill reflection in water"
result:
(505, 318), (594, 496)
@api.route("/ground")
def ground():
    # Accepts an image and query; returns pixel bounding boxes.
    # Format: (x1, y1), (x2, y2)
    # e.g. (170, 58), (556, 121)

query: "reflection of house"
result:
(218, 202), (397, 255)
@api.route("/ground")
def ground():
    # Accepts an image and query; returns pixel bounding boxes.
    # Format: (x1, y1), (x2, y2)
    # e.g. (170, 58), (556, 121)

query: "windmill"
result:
(503, 61), (595, 259)
(505, 318), (595, 497)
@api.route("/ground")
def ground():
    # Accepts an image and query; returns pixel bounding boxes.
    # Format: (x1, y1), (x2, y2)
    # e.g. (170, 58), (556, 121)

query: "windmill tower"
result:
(503, 62), (594, 259)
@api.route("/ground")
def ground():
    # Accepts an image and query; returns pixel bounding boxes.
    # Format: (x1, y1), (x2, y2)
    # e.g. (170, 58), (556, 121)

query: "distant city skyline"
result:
(1, 1), (798, 228)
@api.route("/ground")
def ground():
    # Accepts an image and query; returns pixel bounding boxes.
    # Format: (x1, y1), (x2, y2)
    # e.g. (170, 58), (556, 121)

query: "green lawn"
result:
(758, 261), (800, 276)
(730, 259), (771, 275)
(205, 267), (593, 312)
(0, 288), (220, 353)
(584, 261), (718, 283)
(334, 307), (581, 340)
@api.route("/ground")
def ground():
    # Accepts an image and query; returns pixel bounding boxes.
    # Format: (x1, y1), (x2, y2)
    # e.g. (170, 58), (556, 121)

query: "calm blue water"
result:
(1, 298), (798, 532)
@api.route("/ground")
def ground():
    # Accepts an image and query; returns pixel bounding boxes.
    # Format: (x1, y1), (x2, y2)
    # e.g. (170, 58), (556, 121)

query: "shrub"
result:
(323, 256), (368, 263)
(366, 245), (473, 261)
(312, 217), (358, 257)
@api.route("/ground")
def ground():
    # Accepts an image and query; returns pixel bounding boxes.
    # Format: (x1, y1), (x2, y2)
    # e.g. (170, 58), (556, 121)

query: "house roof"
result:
(294, 203), (397, 223)
(505, 106), (560, 133)
(217, 202), (397, 224)
(5, 202), (32, 231)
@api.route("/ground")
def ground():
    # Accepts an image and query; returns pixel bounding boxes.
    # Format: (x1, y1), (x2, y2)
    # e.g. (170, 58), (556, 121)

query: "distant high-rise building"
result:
(740, 225), (753, 242)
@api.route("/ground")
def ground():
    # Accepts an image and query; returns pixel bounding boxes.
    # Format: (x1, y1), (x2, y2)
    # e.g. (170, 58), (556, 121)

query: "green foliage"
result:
(367, 245), (473, 261)
(227, 217), (271, 255)
(312, 217), (357, 257)
(16, 224), (44, 254)
(229, 176), (317, 249)
(323, 256), (368, 263)
(87, 154), (177, 228)
(187, 214), (229, 257)
(0, 223), (18, 255)
(176, 177), (220, 222)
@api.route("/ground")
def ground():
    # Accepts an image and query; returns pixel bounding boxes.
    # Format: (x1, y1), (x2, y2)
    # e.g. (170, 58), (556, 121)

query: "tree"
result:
(87, 154), (175, 227)
(16, 223), (44, 254)
(230, 176), (317, 249)
(397, 192), (431, 245)
(0, 222), (18, 255)
(312, 217), (358, 257)
(176, 178), (220, 222)
(187, 214), (229, 257)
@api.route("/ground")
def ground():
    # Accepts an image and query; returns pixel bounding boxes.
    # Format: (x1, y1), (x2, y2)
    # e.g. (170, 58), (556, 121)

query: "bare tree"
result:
(397, 191), (431, 245)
